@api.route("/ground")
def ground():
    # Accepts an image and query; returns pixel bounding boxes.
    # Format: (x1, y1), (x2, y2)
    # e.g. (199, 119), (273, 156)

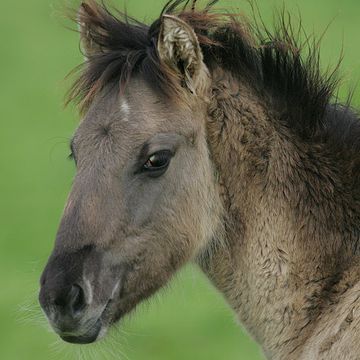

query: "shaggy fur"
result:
(39, 1), (360, 359)
(70, 0), (340, 134)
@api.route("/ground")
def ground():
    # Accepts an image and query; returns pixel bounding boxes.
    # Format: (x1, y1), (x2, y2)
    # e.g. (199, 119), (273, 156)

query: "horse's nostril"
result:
(69, 284), (86, 316)
(53, 290), (68, 308)
(52, 283), (87, 317)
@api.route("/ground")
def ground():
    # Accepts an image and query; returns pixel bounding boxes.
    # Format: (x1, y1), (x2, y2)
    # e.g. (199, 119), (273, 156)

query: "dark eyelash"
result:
(68, 152), (74, 160)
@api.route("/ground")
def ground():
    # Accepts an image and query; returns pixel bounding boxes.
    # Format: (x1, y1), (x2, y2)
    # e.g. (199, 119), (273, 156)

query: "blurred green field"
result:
(1, 0), (360, 359)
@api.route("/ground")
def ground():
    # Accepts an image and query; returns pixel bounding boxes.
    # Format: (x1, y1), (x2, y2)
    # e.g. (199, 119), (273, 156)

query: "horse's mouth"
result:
(60, 318), (102, 344)
(58, 299), (114, 345)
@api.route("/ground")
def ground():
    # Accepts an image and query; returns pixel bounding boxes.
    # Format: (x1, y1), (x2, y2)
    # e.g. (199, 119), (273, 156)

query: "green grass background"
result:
(1, 0), (359, 359)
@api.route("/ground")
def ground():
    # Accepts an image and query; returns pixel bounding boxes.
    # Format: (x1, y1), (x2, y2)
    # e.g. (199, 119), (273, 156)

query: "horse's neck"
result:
(202, 68), (360, 358)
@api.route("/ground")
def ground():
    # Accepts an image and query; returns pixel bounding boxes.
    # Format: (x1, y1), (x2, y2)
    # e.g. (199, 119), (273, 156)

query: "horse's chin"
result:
(60, 319), (103, 344)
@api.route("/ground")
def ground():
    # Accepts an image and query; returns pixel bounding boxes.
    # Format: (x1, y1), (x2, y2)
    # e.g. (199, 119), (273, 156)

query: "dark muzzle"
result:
(39, 246), (117, 344)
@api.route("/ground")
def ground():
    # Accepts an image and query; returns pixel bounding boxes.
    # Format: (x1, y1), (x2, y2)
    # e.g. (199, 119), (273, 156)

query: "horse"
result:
(39, 1), (360, 358)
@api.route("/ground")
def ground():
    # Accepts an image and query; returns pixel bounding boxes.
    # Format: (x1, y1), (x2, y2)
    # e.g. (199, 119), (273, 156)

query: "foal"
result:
(39, 1), (360, 359)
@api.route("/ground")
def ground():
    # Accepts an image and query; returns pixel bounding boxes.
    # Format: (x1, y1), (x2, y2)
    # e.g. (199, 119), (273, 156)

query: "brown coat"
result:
(39, 1), (360, 358)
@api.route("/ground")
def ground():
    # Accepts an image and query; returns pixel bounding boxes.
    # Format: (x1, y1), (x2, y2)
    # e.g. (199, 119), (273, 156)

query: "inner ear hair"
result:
(158, 14), (204, 94)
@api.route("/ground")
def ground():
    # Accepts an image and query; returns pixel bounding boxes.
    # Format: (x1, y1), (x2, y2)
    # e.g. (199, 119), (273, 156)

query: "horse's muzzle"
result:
(39, 280), (105, 344)
(39, 246), (121, 344)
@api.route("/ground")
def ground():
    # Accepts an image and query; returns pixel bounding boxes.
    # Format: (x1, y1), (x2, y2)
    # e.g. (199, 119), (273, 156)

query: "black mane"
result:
(69, 0), (357, 139)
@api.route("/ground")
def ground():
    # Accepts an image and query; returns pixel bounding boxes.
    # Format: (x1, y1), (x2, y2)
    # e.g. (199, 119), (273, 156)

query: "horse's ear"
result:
(157, 15), (207, 94)
(77, 2), (102, 58)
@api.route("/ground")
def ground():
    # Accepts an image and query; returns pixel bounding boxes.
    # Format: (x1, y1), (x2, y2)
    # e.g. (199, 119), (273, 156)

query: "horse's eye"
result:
(143, 150), (172, 176)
